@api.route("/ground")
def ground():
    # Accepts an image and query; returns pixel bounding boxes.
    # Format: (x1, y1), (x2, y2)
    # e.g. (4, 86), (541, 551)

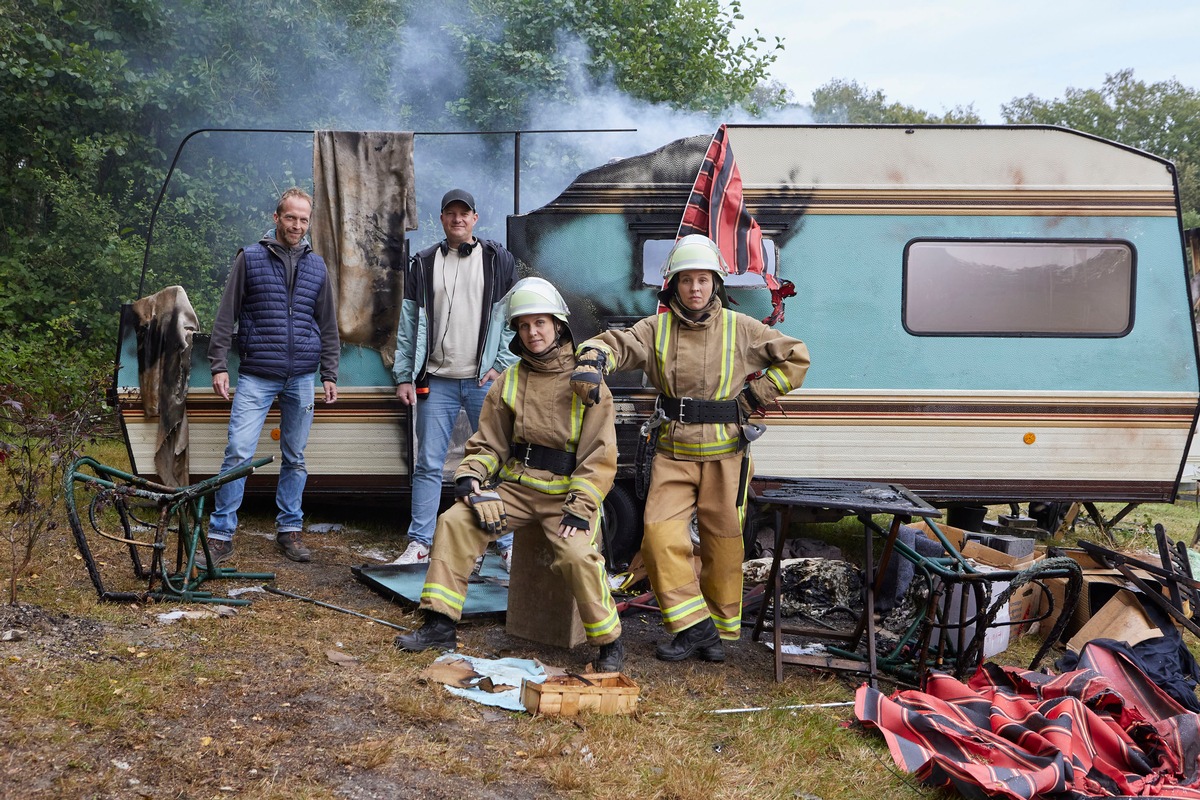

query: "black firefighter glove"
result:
(737, 383), (766, 419)
(570, 348), (608, 407)
(468, 490), (509, 536)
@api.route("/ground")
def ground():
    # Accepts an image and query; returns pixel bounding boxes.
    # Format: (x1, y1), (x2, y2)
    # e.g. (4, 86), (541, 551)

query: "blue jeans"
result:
(208, 372), (316, 541)
(409, 375), (513, 552)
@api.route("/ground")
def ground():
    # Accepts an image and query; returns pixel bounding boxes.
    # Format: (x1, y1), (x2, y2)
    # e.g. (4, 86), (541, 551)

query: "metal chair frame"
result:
(65, 456), (276, 605)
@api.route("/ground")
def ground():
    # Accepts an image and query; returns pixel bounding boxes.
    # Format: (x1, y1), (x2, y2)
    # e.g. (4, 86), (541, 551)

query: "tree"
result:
(0, 0), (150, 340)
(1002, 70), (1200, 226)
(810, 79), (981, 124)
(439, 0), (784, 131)
(0, 0), (791, 381)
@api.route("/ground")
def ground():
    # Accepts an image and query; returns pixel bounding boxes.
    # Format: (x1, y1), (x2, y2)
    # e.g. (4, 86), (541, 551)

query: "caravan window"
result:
(641, 238), (776, 287)
(903, 239), (1135, 337)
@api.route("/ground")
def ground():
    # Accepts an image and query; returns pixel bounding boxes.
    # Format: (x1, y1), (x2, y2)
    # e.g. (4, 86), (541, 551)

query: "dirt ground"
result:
(0, 498), (886, 800)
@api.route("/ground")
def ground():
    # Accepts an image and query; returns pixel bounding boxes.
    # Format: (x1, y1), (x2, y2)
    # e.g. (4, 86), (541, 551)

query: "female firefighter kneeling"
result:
(395, 277), (624, 672)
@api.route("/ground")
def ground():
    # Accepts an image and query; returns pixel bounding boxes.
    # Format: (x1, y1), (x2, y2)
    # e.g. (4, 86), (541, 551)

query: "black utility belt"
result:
(659, 395), (740, 424)
(511, 443), (577, 475)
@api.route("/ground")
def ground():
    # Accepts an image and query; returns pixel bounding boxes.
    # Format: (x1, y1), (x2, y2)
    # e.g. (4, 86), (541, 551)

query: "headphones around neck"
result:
(440, 238), (479, 258)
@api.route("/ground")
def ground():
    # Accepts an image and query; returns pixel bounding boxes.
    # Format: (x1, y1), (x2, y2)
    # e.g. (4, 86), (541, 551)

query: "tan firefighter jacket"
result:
(456, 342), (617, 526)
(580, 295), (810, 462)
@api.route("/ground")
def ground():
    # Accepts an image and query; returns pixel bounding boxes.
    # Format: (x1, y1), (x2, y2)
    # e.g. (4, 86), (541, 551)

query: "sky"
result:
(735, 1), (1200, 123)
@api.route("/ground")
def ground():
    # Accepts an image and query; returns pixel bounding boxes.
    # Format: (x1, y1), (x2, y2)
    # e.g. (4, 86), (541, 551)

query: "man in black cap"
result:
(391, 189), (519, 567)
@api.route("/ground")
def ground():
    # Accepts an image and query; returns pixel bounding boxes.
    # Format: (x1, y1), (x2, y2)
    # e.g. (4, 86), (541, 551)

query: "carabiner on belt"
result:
(639, 406), (667, 440)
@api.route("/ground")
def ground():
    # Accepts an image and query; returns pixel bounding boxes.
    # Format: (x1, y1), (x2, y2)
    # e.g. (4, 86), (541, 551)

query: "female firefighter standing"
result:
(397, 277), (624, 672)
(571, 235), (810, 662)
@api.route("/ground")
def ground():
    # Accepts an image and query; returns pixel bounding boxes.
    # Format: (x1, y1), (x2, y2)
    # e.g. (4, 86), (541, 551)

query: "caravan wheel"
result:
(601, 482), (643, 572)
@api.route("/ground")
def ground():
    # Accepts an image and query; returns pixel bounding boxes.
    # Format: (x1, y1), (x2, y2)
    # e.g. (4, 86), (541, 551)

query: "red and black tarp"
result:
(856, 642), (1200, 798)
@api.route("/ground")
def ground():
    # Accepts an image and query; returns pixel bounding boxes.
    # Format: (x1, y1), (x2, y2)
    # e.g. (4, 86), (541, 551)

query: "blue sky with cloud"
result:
(735, 1), (1200, 122)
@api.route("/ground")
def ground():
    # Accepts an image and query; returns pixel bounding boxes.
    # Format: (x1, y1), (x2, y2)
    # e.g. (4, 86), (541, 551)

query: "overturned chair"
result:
(65, 456), (275, 605)
(877, 525), (1084, 686)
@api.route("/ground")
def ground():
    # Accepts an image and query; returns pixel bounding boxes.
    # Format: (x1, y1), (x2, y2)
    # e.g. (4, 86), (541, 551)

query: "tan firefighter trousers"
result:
(418, 483), (621, 644)
(641, 454), (750, 639)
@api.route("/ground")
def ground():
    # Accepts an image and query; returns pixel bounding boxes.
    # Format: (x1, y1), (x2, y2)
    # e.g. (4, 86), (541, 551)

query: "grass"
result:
(0, 435), (1197, 798)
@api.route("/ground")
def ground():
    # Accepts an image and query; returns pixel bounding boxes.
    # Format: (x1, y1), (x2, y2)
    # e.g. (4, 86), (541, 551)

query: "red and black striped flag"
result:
(678, 125), (793, 325)
(678, 124), (775, 289)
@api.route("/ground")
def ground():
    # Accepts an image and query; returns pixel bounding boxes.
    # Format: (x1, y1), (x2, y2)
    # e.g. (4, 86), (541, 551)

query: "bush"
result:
(0, 318), (111, 604)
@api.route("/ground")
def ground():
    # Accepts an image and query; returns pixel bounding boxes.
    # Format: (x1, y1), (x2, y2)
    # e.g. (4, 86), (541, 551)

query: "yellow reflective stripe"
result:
(661, 594), (707, 623)
(421, 583), (465, 612)
(712, 611), (741, 635)
(660, 437), (740, 458)
(502, 365), (520, 410)
(766, 365), (791, 394)
(716, 310), (736, 399)
(567, 393), (583, 453)
(499, 464), (571, 493)
(568, 476), (605, 506)
(586, 532), (619, 642)
(653, 312), (672, 380)
(462, 453), (499, 473)
(584, 605), (620, 638)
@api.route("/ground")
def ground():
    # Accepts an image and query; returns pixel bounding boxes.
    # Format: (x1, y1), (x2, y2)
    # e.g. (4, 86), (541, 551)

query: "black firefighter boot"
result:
(593, 637), (625, 673)
(655, 618), (725, 662)
(394, 610), (457, 652)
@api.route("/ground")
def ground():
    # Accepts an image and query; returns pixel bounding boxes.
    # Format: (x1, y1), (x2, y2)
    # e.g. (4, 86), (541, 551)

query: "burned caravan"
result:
(112, 124), (1200, 548)
(507, 124), (1200, 522)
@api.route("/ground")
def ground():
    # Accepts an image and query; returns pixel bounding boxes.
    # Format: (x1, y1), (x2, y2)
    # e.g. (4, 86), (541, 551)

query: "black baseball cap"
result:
(440, 189), (476, 211)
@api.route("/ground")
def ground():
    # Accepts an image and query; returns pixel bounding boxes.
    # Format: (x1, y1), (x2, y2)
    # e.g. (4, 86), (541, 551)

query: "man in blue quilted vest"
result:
(205, 187), (340, 565)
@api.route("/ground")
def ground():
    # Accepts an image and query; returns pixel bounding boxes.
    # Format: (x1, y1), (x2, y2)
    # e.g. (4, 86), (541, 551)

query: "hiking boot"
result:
(390, 541), (430, 566)
(593, 637), (625, 672)
(395, 611), (457, 652)
(276, 531), (311, 563)
(198, 537), (234, 569)
(655, 618), (725, 662)
(500, 546), (513, 573)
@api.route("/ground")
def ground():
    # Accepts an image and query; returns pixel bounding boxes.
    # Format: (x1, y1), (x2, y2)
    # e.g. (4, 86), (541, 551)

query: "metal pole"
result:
(514, 131), (521, 215)
(262, 585), (409, 631)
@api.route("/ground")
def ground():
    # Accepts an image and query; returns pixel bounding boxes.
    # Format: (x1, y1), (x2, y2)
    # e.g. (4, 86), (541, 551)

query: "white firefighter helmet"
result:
(505, 277), (573, 354)
(660, 234), (730, 283)
(505, 277), (570, 328)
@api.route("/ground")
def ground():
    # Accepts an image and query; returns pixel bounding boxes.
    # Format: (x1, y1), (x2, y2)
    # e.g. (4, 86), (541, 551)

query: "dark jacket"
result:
(392, 238), (518, 385)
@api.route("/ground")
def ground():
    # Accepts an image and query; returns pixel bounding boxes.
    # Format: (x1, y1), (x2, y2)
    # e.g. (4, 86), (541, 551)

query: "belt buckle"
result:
(678, 396), (695, 424)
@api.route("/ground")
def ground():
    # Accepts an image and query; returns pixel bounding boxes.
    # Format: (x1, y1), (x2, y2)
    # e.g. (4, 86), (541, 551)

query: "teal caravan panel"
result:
(777, 214), (1196, 393)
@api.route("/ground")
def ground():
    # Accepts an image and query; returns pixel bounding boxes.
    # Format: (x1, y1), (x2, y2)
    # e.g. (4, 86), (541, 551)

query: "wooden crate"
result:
(521, 673), (639, 716)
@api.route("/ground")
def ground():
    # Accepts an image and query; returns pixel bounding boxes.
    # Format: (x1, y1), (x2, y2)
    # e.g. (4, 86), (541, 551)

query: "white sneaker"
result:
(500, 547), (513, 573)
(390, 541), (430, 565)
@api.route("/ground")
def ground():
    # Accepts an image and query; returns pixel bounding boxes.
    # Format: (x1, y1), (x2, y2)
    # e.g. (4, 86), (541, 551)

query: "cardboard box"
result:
(927, 560), (1042, 658)
(1008, 579), (1044, 637)
(963, 541), (1043, 641)
(910, 520), (1043, 653)
(908, 519), (970, 551)
(961, 541), (1035, 570)
(1066, 589), (1162, 653)
(1037, 550), (1177, 642)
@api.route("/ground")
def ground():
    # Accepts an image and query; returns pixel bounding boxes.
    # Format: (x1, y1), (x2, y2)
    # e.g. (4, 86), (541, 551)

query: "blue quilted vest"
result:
(237, 243), (326, 379)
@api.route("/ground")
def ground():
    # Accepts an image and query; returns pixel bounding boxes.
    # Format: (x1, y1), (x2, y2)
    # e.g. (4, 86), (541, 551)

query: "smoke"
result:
(150, 1), (813, 252)
(516, 33), (813, 215)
